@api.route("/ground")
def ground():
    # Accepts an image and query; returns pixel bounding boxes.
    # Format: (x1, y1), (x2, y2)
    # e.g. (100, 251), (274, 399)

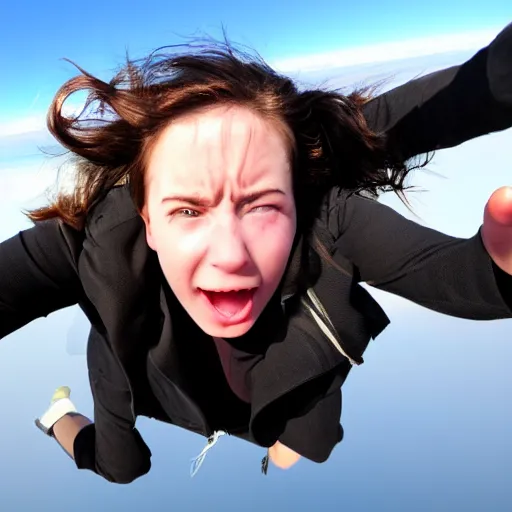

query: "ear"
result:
(140, 206), (157, 251)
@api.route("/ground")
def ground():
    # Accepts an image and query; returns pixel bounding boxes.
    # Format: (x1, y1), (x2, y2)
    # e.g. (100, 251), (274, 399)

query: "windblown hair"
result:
(27, 40), (417, 230)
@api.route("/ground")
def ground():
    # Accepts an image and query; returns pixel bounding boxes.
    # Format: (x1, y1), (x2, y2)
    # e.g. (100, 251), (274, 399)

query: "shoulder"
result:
(313, 187), (377, 243)
(79, 184), (156, 289)
(9, 218), (83, 277)
(84, 185), (144, 243)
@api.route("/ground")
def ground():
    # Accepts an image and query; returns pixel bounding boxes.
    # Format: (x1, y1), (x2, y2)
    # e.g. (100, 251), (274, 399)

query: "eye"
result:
(249, 205), (278, 214)
(169, 208), (200, 218)
(180, 208), (199, 217)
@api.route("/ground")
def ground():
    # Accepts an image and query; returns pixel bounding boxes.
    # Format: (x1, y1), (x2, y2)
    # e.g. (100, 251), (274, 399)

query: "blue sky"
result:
(1, 0), (510, 123)
(1, 1), (512, 511)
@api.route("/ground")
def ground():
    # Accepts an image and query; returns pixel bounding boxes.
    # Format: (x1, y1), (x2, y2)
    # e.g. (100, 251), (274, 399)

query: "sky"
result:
(1, 1), (512, 511)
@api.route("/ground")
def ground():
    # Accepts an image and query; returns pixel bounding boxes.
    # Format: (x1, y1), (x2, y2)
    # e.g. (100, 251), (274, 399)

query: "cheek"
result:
(151, 222), (204, 286)
(245, 213), (296, 276)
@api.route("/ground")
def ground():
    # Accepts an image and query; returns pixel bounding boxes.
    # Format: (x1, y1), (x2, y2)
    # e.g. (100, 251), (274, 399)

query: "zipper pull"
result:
(190, 430), (227, 477)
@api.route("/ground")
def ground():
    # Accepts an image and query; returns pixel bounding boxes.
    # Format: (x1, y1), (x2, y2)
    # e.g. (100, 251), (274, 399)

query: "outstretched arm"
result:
(363, 22), (512, 160)
(329, 188), (512, 319)
(0, 220), (83, 339)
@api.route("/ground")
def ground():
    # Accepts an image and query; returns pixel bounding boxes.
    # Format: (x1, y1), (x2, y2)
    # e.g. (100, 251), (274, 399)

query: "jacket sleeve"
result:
(0, 220), (83, 339)
(362, 22), (512, 160)
(73, 391), (152, 485)
(73, 328), (152, 484)
(329, 191), (512, 319)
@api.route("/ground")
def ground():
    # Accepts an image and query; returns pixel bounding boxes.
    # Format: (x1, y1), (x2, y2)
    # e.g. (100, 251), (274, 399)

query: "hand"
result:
(482, 186), (512, 275)
(268, 441), (302, 470)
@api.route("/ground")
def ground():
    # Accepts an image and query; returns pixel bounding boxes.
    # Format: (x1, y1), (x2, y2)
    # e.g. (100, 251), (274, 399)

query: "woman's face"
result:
(142, 105), (297, 338)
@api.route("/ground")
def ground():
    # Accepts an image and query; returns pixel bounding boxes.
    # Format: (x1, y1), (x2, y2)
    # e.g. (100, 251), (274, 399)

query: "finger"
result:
(484, 186), (512, 226)
(482, 187), (512, 275)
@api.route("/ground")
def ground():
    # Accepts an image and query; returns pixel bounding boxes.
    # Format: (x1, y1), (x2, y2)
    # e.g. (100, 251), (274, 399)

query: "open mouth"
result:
(200, 287), (257, 321)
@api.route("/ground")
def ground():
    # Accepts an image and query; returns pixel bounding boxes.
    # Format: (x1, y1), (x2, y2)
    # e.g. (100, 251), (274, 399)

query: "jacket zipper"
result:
(302, 288), (362, 366)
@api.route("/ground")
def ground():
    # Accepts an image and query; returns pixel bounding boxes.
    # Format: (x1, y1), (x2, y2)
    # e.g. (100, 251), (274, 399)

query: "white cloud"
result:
(272, 27), (501, 73)
(0, 165), (55, 204)
(0, 115), (47, 137)
(0, 154), (75, 205)
(0, 102), (86, 140)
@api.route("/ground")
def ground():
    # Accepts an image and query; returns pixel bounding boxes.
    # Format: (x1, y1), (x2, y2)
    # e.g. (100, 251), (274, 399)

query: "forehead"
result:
(145, 105), (292, 194)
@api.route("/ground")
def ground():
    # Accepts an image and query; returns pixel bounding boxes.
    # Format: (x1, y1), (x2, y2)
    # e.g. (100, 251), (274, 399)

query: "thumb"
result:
(484, 186), (512, 226)
(482, 186), (512, 275)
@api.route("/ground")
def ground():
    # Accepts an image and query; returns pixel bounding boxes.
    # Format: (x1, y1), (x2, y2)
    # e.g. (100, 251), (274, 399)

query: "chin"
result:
(201, 320), (255, 338)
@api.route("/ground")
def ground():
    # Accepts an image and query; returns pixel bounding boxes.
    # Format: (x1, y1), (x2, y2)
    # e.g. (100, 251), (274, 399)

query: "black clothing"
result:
(364, 22), (512, 159)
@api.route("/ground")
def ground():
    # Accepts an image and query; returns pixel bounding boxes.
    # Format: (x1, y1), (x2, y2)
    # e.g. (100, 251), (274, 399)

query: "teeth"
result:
(204, 288), (252, 293)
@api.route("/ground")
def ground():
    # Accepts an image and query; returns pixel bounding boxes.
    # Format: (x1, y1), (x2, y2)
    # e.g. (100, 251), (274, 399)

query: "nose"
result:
(208, 215), (251, 273)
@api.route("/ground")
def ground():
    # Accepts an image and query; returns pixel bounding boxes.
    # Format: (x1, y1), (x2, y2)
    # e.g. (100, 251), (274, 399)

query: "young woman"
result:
(2, 23), (511, 483)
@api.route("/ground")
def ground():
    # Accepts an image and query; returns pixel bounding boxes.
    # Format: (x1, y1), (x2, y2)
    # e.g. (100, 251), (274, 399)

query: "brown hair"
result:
(27, 41), (417, 230)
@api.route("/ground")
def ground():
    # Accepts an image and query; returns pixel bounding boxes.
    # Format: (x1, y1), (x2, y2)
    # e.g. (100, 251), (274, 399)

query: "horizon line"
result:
(272, 26), (500, 73)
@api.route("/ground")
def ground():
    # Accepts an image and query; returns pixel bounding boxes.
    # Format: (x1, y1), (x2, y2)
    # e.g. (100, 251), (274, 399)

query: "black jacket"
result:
(1, 23), (512, 484)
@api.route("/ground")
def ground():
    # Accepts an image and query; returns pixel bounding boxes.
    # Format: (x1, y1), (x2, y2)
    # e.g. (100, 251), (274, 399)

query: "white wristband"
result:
(38, 398), (77, 434)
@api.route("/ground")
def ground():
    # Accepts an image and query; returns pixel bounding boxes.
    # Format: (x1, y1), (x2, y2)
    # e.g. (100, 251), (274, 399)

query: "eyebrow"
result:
(161, 188), (286, 207)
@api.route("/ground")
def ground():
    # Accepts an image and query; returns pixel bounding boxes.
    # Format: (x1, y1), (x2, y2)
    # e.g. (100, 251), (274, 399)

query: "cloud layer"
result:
(272, 27), (500, 72)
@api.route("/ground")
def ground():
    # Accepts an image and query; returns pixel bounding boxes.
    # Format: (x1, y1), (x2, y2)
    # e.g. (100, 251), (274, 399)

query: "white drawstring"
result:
(190, 430), (227, 477)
